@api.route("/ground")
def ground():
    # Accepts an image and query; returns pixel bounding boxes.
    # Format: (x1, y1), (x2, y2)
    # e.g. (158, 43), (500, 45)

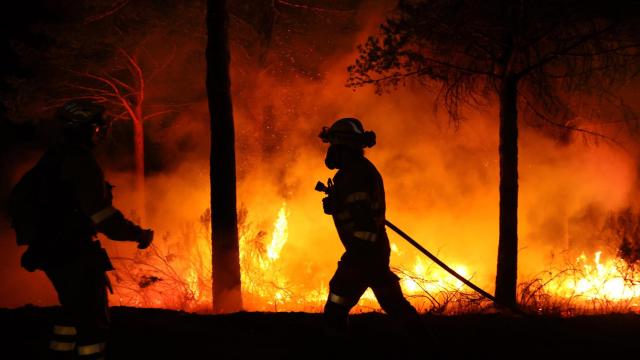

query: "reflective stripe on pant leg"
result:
(328, 292), (355, 307)
(73, 265), (110, 359)
(53, 325), (77, 336)
(50, 324), (77, 352)
(77, 342), (106, 357)
(50, 340), (76, 352)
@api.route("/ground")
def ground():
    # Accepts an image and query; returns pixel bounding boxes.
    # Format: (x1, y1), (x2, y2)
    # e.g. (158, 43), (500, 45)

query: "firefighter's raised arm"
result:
(56, 101), (154, 250)
(95, 206), (153, 249)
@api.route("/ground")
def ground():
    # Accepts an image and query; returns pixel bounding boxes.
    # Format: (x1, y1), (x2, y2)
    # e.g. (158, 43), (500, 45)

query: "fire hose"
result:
(315, 181), (527, 316)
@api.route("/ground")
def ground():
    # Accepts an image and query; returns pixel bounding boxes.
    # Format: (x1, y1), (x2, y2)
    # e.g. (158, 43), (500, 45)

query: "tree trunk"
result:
(206, 0), (243, 313)
(495, 75), (519, 307)
(133, 105), (145, 221)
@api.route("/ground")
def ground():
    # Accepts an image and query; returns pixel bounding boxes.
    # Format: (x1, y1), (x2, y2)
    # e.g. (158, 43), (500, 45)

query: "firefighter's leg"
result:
(45, 268), (78, 360)
(47, 259), (109, 360)
(75, 270), (110, 360)
(371, 269), (426, 335)
(324, 261), (367, 335)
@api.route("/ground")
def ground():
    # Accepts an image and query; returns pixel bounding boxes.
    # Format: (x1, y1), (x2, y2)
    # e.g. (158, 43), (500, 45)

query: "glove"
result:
(137, 228), (154, 249)
(322, 196), (337, 215)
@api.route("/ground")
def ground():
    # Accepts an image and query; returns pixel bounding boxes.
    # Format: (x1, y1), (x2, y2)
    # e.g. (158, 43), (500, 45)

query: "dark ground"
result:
(0, 306), (639, 359)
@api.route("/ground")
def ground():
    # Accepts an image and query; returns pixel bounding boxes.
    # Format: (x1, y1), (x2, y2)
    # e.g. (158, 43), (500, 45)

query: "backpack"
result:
(8, 151), (59, 246)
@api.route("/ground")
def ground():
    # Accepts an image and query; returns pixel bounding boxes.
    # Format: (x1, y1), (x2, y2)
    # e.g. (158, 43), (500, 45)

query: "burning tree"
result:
(207, 0), (243, 313)
(349, 0), (640, 306)
(61, 46), (181, 217)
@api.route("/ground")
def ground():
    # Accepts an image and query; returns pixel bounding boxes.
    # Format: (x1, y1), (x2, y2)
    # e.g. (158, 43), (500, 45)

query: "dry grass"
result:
(109, 209), (212, 312)
(105, 207), (640, 315)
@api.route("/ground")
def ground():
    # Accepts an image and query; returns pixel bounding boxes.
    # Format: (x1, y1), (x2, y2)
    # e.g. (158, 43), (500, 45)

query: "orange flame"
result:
(541, 251), (640, 304)
(104, 66), (640, 315)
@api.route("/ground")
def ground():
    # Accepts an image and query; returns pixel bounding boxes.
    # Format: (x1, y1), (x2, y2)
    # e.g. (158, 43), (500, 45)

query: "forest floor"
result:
(0, 306), (639, 359)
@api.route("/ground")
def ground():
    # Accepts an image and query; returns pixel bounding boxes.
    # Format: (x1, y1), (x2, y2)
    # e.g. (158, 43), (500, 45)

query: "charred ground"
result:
(0, 306), (638, 359)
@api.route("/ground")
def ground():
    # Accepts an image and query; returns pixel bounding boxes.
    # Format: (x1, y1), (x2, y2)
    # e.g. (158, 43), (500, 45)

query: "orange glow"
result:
(98, 31), (640, 315)
(3, 3), (640, 317)
(109, 191), (640, 313)
(534, 251), (640, 308)
(104, 81), (640, 315)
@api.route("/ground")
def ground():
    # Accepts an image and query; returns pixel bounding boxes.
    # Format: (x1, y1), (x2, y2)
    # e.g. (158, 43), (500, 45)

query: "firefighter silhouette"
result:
(319, 118), (425, 335)
(14, 100), (154, 359)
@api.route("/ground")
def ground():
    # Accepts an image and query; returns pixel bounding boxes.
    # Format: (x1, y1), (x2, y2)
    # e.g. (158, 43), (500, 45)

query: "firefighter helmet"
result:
(319, 118), (376, 148)
(57, 100), (106, 128)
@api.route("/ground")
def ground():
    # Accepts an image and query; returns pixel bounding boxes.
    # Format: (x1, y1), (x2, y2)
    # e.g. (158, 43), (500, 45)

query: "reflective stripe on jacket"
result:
(330, 156), (390, 262)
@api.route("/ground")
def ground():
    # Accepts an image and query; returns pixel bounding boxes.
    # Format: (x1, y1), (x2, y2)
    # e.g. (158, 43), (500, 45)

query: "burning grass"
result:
(519, 251), (640, 316)
(106, 203), (640, 315)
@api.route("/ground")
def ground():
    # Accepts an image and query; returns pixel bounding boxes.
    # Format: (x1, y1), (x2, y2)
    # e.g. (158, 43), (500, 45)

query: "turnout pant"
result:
(45, 256), (110, 360)
(324, 259), (423, 335)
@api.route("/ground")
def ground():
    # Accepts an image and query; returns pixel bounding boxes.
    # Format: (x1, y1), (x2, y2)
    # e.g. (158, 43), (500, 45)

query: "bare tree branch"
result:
(275, 0), (354, 13)
(516, 23), (618, 78)
(142, 110), (179, 121)
(522, 95), (626, 149)
(84, 0), (131, 25)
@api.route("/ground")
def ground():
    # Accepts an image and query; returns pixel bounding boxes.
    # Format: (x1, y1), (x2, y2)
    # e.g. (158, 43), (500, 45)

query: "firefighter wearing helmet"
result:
(319, 118), (425, 335)
(16, 100), (153, 359)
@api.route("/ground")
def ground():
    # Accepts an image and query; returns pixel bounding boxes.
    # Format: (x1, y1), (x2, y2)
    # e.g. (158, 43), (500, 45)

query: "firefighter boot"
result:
(323, 301), (350, 337)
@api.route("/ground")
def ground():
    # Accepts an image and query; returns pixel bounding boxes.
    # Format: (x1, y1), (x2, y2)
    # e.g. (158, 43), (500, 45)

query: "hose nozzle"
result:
(315, 181), (329, 194)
